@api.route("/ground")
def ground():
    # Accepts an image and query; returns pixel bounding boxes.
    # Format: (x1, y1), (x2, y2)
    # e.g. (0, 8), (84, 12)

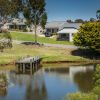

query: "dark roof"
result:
(59, 23), (82, 30)
(7, 22), (26, 26)
(45, 21), (66, 29)
(45, 21), (82, 29)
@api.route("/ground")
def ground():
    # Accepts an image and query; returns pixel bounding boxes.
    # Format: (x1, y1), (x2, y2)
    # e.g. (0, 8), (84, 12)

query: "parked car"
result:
(45, 32), (52, 37)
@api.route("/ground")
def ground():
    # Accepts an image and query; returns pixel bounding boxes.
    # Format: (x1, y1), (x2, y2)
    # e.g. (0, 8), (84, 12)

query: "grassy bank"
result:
(0, 43), (90, 64)
(10, 32), (73, 45)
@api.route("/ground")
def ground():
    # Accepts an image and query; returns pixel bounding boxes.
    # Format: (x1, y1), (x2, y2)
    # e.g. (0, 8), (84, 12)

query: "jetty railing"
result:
(15, 56), (42, 74)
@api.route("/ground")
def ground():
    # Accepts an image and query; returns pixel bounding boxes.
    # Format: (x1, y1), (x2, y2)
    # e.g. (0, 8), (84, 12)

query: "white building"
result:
(45, 21), (82, 42)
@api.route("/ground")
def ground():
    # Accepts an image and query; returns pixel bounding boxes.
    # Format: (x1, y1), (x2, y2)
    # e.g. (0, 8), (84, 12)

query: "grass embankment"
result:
(0, 44), (89, 64)
(10, 32), (73, 45)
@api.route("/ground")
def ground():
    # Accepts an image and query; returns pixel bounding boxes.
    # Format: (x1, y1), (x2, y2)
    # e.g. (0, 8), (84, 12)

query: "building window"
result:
(47, 29), (51, 32)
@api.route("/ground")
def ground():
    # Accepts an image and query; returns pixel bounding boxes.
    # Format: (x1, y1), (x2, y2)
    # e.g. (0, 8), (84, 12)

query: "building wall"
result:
(9, 25), (26, 30)
(57, 33), (76, 42)
(46, 28), (59, 33)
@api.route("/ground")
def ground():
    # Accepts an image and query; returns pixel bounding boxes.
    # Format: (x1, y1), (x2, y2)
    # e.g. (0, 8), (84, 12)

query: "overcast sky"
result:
(45, 0), (100, 22)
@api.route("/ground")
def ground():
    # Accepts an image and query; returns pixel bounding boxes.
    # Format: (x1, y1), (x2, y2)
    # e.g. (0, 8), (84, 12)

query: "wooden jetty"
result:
(15, 56), (42, 74)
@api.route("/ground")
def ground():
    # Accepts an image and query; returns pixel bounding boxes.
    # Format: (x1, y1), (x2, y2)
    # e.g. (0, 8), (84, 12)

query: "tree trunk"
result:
(34, 14), (37, 44)
(34, 25), (37, 44)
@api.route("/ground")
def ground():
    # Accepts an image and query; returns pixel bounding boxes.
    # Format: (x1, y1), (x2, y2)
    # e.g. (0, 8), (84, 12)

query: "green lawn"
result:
(10, 32), (73, 45)
(0, 43), (89, 64)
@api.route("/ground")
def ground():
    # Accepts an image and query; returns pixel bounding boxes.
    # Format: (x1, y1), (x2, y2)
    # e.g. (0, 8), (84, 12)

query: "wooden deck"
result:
(15, 56), (42, 74)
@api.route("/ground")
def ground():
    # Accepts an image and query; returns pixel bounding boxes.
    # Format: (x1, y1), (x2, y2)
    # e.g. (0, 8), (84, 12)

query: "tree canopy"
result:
(73, 22), (100, 53)
(23, 0), (47, 43)
(75, 19), (84, 23)
(40, 12), (47, 29)
(0, 0), (23, 25)
(96, 9), (100, 20)
(0, 30), (12, 52)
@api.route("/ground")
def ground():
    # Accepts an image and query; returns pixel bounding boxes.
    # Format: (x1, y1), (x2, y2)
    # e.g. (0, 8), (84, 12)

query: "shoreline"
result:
(0, 60), (100, 67)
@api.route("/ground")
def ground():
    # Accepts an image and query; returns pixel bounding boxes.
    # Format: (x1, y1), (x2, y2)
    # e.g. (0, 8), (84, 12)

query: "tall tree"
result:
(75, 19), (84, 23)
(23, 0), (47, 44)
(0, 0), (22, 51)
(96, 9), (100, 20)
(89, 18), (95, 22)
(40, 12), (47, 29)
(0, 0), (23, 28)
(66, 20), (73, 23)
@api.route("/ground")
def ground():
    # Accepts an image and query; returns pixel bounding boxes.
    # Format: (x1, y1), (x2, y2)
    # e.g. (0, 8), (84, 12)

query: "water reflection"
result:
(0, 88), (7, 97)
(0, 64), (97, 100)
(73, 70), (94, 92)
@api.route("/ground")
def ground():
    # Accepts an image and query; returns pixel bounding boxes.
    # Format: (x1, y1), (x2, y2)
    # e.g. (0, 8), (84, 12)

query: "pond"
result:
(0, 64), (96, 100)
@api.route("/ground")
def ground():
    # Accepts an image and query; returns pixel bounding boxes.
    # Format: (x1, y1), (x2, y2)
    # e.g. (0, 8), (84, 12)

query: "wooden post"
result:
(35, 60), (37, 71)
(14, 60), (17, 72)
(32, 58), (34, 71)
(23, 63), (25, 73)
(18, 58), (21, 72)
(30, 59), (33, 74)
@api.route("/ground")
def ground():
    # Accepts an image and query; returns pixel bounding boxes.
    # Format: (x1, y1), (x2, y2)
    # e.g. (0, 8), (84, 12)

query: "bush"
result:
(52, 33), (57, 35)
(30, 30), (33, 32)
(92, 86), (100, 96)
(93, 64), (100, 86)
(10, 29), (20, 31)
(0, 30), (12, 52)
(10, 29), (24, 32)
(92, 64), (100, 97)
(73, 22), (100, 53)
(0, 74), (8, 87)
(64, 92), (98, 100)
(23, 28), (28, 32)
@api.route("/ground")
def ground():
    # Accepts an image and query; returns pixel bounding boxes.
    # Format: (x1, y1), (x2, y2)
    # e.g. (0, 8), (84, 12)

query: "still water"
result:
(0, 64), (95, 100)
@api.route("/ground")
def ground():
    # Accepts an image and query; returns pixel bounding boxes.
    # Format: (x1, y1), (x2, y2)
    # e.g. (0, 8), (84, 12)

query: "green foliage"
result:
(23, 28), (28, 32)
(90, 18), (95, 22)
(0, 74), (8, 86)
(52, 33), (58, 35)
(10, 29), (23, 32)
(0, 0), (22, 24)
(67, 20), (73, 23)
(96, 9), (100, 20)
(75, 19), (84, 23)
(23, 0), (47, 43)
(64, 64), (100, 100)
(0, 30), (12, 52)
(64, 92), (98, 100)
(93, 64), (100, 86)
(92, 64), (100, 97)
(30, 30), (33, 32)
(73, 22), (100, 53)
(40, 12), (47, 29)
(92, 86), (100, 96)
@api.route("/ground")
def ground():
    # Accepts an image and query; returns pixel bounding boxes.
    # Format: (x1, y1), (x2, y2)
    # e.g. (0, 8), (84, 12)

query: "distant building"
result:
(7, 23), (26, 30)
(45, 21), (65, 36)
(45, 21), (82, 42)
(3, 19), (44, 34)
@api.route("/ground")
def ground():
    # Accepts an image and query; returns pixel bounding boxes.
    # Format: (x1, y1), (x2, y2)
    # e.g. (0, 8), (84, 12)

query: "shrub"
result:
(10, 29), (20, 31)
(0, 30), (12, 52)
(92, 64), (100, 97)
(30, 30), (33, 32)
(23, 28), (28, 32)
(64, 92), (98, 100)
(92, 86), (100, 96)
(52, 33), (57, 35)
(73, 22), (100, 53)
(93, 64), (100, 86)
(0, 74), (8, 87)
